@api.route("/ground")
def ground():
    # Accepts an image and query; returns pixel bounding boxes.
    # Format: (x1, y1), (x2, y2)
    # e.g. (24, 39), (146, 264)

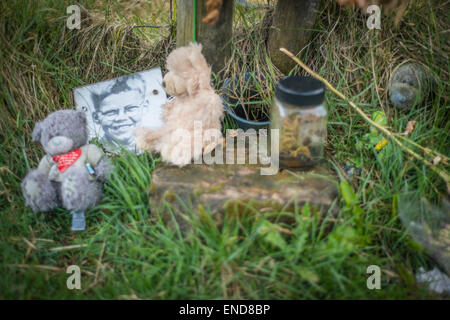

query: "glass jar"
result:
(270, 76), (327, 168)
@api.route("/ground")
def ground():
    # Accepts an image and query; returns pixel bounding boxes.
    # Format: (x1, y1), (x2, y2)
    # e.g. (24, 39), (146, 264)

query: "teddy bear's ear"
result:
(188, 43), (209, 71)
(32, 121), (42, 142)
(186, 77), (200, 97)
(76, 110), (87, 125)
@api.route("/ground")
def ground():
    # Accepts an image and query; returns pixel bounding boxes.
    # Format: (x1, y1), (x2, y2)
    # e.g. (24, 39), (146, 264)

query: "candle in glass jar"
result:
(270, 76), (327, 168)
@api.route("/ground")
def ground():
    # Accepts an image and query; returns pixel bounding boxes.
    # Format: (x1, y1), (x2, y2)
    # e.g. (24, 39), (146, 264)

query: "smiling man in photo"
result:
(90, 74), (149, 151)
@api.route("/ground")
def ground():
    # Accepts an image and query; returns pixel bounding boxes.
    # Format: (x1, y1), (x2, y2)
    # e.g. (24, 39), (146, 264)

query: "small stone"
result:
(416, 267), (450, 295)
(389, 62), (433, 109)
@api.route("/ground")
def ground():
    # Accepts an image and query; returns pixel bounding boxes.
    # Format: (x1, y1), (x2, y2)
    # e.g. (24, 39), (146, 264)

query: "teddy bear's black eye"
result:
(402, 79), (416, 87)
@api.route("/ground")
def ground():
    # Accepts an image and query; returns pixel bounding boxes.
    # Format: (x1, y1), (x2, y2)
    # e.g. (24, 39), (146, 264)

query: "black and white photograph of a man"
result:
(74, 68), (166, 153)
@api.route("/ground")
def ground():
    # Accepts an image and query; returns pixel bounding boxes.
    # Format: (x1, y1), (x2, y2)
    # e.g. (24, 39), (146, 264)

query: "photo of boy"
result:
(74, 68), (166, 153)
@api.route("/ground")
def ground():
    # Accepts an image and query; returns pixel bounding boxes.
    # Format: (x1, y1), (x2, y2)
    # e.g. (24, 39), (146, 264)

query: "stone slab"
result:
(149, 159), (339, 232)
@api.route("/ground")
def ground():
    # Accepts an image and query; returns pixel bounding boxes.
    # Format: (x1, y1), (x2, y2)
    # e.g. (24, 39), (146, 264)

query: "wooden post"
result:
(176, 0), (234, 74)
(268, 0), (321, 74)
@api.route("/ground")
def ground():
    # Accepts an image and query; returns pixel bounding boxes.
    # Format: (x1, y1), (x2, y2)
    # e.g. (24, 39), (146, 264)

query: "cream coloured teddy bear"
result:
(134, 43), (224, 166)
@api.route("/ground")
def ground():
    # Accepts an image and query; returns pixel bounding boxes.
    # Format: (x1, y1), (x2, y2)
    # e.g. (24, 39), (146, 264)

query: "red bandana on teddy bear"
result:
(52, 149), (82, 173)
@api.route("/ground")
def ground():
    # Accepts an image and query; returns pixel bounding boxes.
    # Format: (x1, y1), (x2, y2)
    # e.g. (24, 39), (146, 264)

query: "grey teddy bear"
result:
(21, 110), (111, 231)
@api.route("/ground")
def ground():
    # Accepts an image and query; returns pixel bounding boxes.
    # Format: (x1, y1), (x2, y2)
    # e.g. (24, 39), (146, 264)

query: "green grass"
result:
(0, 0), (448, 299)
